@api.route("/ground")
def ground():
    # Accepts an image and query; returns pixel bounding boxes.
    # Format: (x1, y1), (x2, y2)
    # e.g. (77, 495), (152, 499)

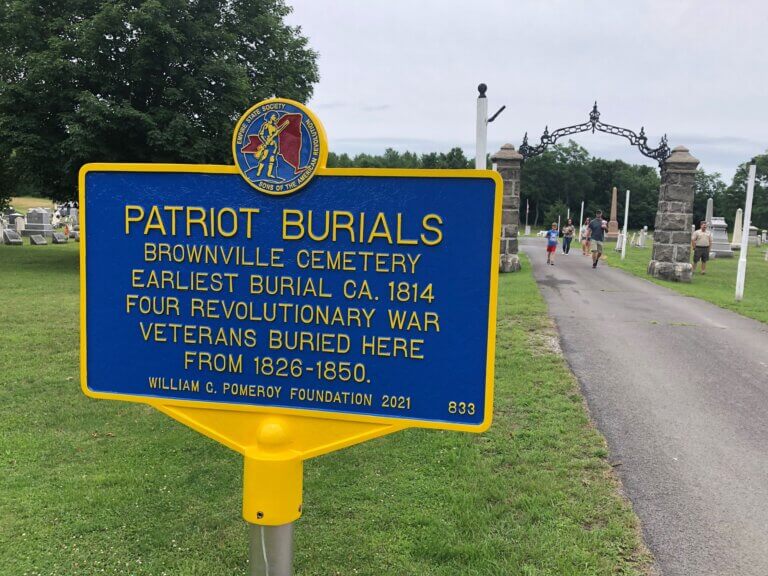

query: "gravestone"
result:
(709, 216), (733, 258)
(705, 197), (713, 228)
(3, 229), (23, 245)
(638, 226), (648, 248)
(30, 234), (48, 245)
(748, 226), (760, 247)
(52, 232), (68, 244)
(491, 144), (522, 273)
(731, 208), (743, 250)
(8, 212), (23, 228)
(9, 212), (25, 234)
(23, 207), (54, 239)
(606, 186), (620, 239)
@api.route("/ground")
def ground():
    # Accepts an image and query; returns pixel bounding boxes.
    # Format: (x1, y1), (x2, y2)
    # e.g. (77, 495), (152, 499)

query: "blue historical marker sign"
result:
(81, 99), (501, 432)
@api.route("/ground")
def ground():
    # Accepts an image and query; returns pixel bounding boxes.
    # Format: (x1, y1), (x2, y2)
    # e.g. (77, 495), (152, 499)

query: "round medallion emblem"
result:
(232, 98), (326, 195)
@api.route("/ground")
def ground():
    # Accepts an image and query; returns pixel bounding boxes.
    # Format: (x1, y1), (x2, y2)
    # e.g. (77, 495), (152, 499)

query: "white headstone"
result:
(705, 197), (714, 227)
(710, 216), (734, 258)
(639, 227), (648, 248)
(732, 208), (743, 248)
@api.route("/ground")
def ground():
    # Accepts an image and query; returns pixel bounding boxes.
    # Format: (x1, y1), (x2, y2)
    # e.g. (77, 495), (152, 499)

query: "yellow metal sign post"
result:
(80, 98), (500, 574)
(155, 406), (403, 574)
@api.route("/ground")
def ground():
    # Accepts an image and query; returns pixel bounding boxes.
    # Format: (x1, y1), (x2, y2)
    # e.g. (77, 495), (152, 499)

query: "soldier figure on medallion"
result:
(255, 113), (287, 179)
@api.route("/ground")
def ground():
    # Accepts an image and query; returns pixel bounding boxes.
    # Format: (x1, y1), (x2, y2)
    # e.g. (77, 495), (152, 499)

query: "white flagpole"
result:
(475, 84), (488, 170)
(578, 201), (584, 242)
(621, 190), (630, 260)
(735, 161), (757, 301)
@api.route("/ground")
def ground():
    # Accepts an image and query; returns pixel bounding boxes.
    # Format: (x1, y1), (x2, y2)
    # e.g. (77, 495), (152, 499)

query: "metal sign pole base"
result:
(249, 522), (294, 576)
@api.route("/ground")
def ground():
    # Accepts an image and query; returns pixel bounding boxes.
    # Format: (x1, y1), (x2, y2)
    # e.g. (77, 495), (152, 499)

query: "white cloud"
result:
(286, 0), (767, 181)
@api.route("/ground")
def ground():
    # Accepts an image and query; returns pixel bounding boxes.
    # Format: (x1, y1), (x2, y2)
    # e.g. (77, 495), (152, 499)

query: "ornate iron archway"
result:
(518, 102), (671, 167)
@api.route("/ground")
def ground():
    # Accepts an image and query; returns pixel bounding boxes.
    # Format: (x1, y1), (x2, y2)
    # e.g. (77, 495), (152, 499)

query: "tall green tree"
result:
(609, 163), (661, 229)
(551, 140), (593, 209)
(722, 153), (768, 230)
(521, 141), (660, 228)
(0, 0), (318, 202)
(693, 168), (727, 226)
(520, 150), (560, 226)
(543, 199), (569, 229)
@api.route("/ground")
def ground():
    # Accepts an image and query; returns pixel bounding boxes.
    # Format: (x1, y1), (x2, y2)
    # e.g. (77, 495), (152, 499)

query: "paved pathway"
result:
(520, 237), (768, 576)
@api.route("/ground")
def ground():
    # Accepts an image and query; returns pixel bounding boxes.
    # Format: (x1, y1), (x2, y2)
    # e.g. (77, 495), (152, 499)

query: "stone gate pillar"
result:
(647, 145), (699, 282)
(491, 143), (522, 272)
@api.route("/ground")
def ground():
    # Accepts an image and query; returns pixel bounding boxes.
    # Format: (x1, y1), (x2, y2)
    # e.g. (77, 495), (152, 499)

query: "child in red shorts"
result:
(545, 222), (558, 265)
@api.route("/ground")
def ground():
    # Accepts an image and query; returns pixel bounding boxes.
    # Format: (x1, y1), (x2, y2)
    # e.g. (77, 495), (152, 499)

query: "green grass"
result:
(0, 244), (652, 575)
(8, 196), (55, 214)
(603, 239), (768, 324)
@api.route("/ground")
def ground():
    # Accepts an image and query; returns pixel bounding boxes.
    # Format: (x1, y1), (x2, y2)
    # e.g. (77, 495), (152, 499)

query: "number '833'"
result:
(448, 401), (475, 415)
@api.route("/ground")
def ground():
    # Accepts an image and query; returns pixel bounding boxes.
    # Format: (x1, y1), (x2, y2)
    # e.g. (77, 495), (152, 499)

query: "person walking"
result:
(691, 220), (713, 274)
(562, 218), (575, 254)
(586, 210), (607, 269)
(581, 217), (591, 255)
(545, 222), (559, 265)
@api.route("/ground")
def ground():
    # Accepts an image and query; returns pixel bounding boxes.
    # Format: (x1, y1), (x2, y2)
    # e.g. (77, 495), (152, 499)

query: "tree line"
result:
(521, 140), (768, 231)
(702, 155), (768, 232)
(328, 142), (768, 231)
(327, 148), (473, 170)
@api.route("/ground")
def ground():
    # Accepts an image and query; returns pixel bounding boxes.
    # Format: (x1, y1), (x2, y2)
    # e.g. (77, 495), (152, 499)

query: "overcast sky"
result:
(285, 0), (766, 181)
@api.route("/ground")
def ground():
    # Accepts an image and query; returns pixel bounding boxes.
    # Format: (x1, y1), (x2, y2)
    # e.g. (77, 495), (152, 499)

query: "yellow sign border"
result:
(231, 98), (328, 196)
(79, 163), (501, 433)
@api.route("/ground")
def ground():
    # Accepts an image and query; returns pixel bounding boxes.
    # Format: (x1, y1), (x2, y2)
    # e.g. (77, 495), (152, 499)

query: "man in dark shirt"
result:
(586, 210), (607, 269)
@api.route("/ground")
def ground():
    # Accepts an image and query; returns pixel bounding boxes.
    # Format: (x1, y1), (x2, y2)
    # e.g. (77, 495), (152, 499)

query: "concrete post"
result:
(647, 145), (699, 282)
(491, 144), (523, 272)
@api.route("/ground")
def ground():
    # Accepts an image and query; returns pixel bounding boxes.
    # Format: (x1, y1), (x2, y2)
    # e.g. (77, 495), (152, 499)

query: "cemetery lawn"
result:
(604, 239), (768, 324)
(0, 245), (653, 575)
(8, 196), (55, 214)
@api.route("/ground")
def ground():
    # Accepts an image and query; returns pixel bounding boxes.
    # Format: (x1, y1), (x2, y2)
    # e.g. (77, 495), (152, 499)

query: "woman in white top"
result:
(581, 217), (591, 255)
